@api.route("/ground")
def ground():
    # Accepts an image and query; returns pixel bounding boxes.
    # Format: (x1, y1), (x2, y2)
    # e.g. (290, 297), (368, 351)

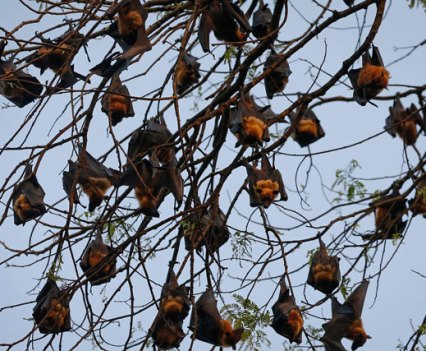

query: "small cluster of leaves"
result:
(339, 276), (351, 300)
(332, 160), (367, 203)
(406, 0), (426, 11)
(231, 231), (253, 267)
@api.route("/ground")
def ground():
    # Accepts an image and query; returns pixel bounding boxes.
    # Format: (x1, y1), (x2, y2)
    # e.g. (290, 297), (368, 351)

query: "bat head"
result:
(220, 320), (244, 348)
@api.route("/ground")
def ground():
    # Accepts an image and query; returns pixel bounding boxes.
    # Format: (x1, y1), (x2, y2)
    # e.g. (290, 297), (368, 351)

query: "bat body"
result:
(160, 270), (190, 322)
(321, 280), (371, 351)
(33, 279), (71, 334)
(80, 232), (117, 285)
(101, 75), (134, 126)
(12, 165), (47, 225)
(189, 289), (244, 349)
(150, 314), (185, 350)
(264, 52), (292, 99)
(62, 148), (120, 212)
(252, 0), (272, 38)
(348, 45), (389, 106)
(245, 153), (288, 208)
(271, 277), (303, 344)
(289, 108), (325, 147)
(175, 51), (201, 94)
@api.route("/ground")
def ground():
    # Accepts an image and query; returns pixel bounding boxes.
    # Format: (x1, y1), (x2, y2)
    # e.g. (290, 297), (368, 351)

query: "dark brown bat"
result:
(229, 93), (270, 147)
(264, 51), (292, 99)
(348, 45), (389, 106)
(251, 0), (272, 38)
(101, 74), (135, 126)
(409, 176), (426, 218)
(289, 108), (325, 147)
(245, 153), (288, 208)
(199, 0), (251, 52)
(321, 280), (371, 351)
(12, 165), (47, 226)
(159, 270), (190, 322)
(150, 313), (185, 350)
(385, 97), (425, 145)
(174, 51), (201, 95)
(80, 231), (117, 285)
(271, 276), (304, 344)
(0, 41), (43, 107)
(189, 288), (244, 349)
(33, 279), (71, 334)
(307, 238), (341, 294)
(62, 147), (120, 212)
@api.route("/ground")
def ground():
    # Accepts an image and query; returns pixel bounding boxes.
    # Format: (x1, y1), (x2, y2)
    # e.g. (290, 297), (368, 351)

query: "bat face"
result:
(252, 2), (272, 38)
(290, 109), (325, 147)
(245, 153), (288, 208)
(33, 279), (71, 334)
(264, 52), (292, 99)
(271, 277), (303, 344)
(175, 52), (201, 94)
(348, 45), (389, 106)
(160, 270), (190, 322)
(150, 314), (185, 350)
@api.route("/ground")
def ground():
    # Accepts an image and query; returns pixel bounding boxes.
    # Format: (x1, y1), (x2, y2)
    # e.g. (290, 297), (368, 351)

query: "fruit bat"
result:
(101, 74), (135, 126)
(347, 45), (389, 106)
(409, 176), (426, 218)
(189, 288), (244, 349)
(307, 238), (341, 294)
(198, 0), (252, 53)
(12, 164), (47, 226)
(33, 279), (71, 334)
(271, 276), (304, 344)
(385, 97), (425, 145)
(229, 93), (271, 147)
(62, 147), (120, 212)
(174, 51), (201, 95)
(264, 51), (292, 99)
(80, 231), (117, 285)
(245, 153), (288, 208)
(150, 313), (185, 350)
(321, 280), (371, 351)
(159, 270), (190, 322)
(251, 0), (272, 38)
(289, 108), (325, 147)
(0, 41), (43, 107)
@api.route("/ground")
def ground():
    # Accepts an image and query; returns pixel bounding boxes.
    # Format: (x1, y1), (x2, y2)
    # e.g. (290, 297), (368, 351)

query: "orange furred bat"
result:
(160, 270), (190, 322)
(271, 276), (303, 344)
(33, 279), (71, 334)
(174, 51), (201, 94)
(307, 239), (341, 294)
(409, 176), (426, 218)
(264, 50), (292, 99)
(289, 108), (325, 147)
(189, 288), (244, 349)
(348, 45), (389, 106)
(321, 280), (371, 351)
(252, 0), (272, 38)
(150, 314), (185, 350)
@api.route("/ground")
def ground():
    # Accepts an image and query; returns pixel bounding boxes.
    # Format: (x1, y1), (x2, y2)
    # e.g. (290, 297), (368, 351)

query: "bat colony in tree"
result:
(0, 0), (425, 350)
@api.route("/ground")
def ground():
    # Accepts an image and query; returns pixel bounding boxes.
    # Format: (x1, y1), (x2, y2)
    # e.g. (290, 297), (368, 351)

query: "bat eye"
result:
(255, 188), (262, 194)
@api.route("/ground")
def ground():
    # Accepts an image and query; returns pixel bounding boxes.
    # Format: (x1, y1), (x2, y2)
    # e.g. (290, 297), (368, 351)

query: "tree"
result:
(0, 0), (425, 350)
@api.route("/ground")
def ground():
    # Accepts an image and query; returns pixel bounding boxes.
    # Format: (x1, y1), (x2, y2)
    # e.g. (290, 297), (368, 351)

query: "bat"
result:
(385, 97), (425, 145)
(150, 314), (185, 350)
(251, 0), (272, 38)
(271, 276), (304, 344)
(12, 164), (47, 226)
(80, 231), (117, 285)
(189, 288), (244, 349)
(264, 50), (292, 99)
(409, 176), (426, 218)
(32, 279), (71, 334)
(0, 41), (43, 107)
(101, 74), (135, 126)
(245, 153), (288, 208)
(159, 270), (190, 322)
(321, 280), (371, 351)
(347, 45), (389, 106)
(62, 147), (121, 212)
(343, 0), (354, 6)
(289, 108), (325, 147)
(307, 238), (341, 294)
(228, 93), (270, 147)
(198, 0), (251, 53)
(174, 51), (201, 95)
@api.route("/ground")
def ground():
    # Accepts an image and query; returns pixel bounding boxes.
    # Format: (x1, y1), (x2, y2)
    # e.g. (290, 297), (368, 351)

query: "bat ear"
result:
(367, 335), (372, 339)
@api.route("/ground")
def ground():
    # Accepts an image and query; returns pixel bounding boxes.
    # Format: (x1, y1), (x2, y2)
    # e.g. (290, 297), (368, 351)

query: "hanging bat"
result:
(62, 147), (120, 212)
(174, 51), (201, 95)
(245, 153), (288, 208)
(271, 276), (304, 344)
(347, 45), (389, 106)
(251, 0), (272, 38)
(80, 231), (117, 285)
(150, 313), (186, 350)
(289, 108), (325, 147)
(409, 176), (426, 218)
(229, 93), (271, 147)
(321, 280), (371, 351)
(101, 74), (135, 126)
(159, 270), (190, 322)
(385, 97), (425, 145)
(307, 238), (341, 294)
(189, 288), (244, 349)
(0, 41), (43, 107)
(264, 51), (292, 99)
(198, 0), (251, 53)
(12, 164), (47, 226)
(33, 279), (71, 334)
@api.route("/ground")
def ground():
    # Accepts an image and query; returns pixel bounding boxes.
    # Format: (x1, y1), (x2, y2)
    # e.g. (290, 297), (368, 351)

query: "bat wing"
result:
(120, 159), (154, 188)
(62, 160), (81, 205)
(80, 149), (120, 184)
(21, 177), (46, 210)
(199, 10), (214, 53)
(344, 280), (369, 319)
(371, 45), (384, 66)
(252, 3), (272, 38)
(223, 0), (252, 32)
(154, 167), (184, 206)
